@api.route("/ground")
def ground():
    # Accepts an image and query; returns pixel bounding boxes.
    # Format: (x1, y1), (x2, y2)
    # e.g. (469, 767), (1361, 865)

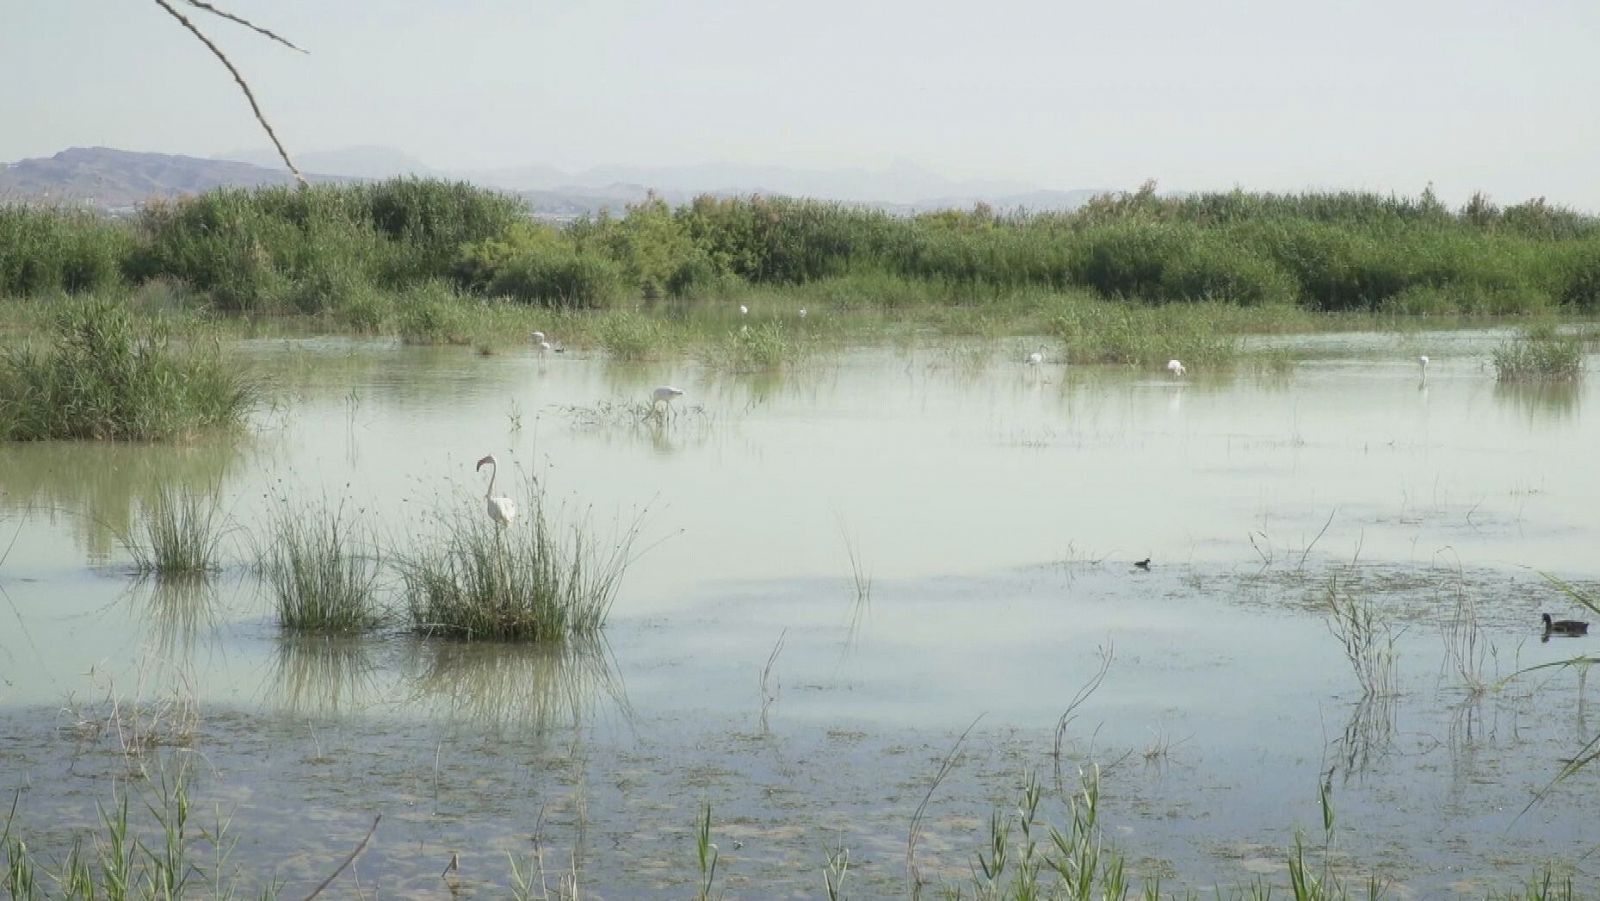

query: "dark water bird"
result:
(1134, 558), (1151, 570)
(1542, 613), (1589, 636)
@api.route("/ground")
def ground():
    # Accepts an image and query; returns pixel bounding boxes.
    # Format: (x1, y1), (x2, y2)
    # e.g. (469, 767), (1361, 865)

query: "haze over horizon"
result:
(4, 0), (1598, 209)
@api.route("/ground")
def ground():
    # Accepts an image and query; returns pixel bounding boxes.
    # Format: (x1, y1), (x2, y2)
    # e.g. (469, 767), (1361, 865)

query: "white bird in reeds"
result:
(535, 340), (552, 355)
(530, 331), (546, 344)
(1027, 347), (1045, 366)
(652, 386), (685, 406)
(739, 304), (749, 315)
(475, 454), (516, 528)
(1166, 359), (1187, 376)
(798, 308), (808, 319)
(1418, 355), (1429, 376)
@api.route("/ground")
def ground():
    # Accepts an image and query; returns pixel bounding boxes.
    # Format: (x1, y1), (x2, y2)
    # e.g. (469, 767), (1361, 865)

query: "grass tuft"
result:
(123, 483), (225, 576)
(399, 492), (640, 642)
(259, 498), (383, 633)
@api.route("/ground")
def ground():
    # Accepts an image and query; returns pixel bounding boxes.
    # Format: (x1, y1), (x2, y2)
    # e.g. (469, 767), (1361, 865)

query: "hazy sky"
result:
(4, 0), (1598, 206)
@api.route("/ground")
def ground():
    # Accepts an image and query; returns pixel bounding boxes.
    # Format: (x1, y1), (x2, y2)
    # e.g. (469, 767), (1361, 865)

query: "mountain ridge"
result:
(2, 146), (1105, 217)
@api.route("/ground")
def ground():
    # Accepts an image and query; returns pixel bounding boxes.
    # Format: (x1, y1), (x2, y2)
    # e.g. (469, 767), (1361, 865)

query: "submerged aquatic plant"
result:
(1325, 577), (1399, 698)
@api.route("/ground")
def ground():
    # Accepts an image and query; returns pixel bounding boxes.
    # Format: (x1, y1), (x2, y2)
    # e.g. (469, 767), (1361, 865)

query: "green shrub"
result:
(458, 222), (623, 308)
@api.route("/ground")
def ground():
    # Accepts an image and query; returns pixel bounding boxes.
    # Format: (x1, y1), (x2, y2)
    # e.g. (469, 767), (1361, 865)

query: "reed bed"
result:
(0, 299), (253, 441)
(7, 183), (1600, 327)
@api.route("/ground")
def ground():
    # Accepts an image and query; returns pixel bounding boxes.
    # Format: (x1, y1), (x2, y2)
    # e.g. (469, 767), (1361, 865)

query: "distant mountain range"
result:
(1, 146), (1105, 218)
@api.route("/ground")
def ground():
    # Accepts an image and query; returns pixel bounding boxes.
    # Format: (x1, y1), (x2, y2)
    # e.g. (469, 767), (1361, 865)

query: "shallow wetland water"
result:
(2, 329), (1598, 896)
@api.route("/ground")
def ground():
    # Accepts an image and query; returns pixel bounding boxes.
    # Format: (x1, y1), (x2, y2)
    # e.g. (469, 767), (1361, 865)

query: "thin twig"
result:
(151, 0), (307, 186)
(303, 815), (381, 900)
(1297, 508), (1337, 571)
(181, 0), (307, 52)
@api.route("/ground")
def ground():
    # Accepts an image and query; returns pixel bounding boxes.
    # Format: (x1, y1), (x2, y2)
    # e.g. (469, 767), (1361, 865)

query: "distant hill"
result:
(0, 147), (326, 211)
(1, 146), (1106, 218)
(218, 144), (440, 181)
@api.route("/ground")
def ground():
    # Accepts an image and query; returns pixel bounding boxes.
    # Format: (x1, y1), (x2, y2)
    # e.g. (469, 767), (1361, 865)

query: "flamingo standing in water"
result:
(1166, 359), (1187, 376)
(652, 386), (685, 407)
(475, 454), (516, 528)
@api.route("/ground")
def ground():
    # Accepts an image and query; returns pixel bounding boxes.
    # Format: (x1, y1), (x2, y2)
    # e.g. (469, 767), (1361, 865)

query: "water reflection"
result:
(0, 439), (242, 561)
(1492, 380), (1583, 422)
(131, 576), (222, 660)
(400, 637), (628, 733)
(267, 635), (379, 717)
(1324, 692), (1398, 783)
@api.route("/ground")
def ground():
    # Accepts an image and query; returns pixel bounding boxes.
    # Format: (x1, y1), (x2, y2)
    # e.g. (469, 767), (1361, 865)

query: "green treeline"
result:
(4, 179), (1599, 315)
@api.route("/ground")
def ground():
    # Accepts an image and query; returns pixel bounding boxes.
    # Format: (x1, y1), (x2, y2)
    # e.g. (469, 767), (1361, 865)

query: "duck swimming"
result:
(1542, 613), (1589, 637)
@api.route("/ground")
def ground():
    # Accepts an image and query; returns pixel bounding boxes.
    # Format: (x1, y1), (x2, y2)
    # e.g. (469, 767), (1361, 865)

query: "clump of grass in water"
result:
(1493, 322), (1583, 382)
(0, 299), (253, 441)
(595, 310), (669, 361)
(259, 498), (383, 633)
(123, 483), (225, 577)
(711, 320), (803, 370)
(1048, 294), (1246, 367)
(400, 494), (641, 642)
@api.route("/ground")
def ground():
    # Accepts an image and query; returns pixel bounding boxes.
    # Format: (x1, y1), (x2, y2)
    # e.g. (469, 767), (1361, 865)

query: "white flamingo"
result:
(1418, 355), (1429, 377)
(1027, 347), (1045, 366)
(475, 454), (516, 528)
(1166, 359), (1187, 376)
(739, 304), (749, 315)
(530, 331), (546, 344)
(535, 340), (552, 355)
(798, 308), (808, 319)
(652, 386), (684, 406)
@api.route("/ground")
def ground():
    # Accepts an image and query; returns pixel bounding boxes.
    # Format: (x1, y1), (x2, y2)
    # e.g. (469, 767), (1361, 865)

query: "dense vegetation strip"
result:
(4, 180), (1599, 319)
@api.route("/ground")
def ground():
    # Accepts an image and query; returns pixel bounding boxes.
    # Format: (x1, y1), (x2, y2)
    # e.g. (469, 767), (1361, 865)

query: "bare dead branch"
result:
(152, 0), (307, 186)
(303, 815), (382, 900)
(181, 0), (307, 53)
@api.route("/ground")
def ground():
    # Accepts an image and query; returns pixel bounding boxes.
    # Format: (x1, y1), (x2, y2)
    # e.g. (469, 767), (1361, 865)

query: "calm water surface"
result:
(1, 330), (1596, 897)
